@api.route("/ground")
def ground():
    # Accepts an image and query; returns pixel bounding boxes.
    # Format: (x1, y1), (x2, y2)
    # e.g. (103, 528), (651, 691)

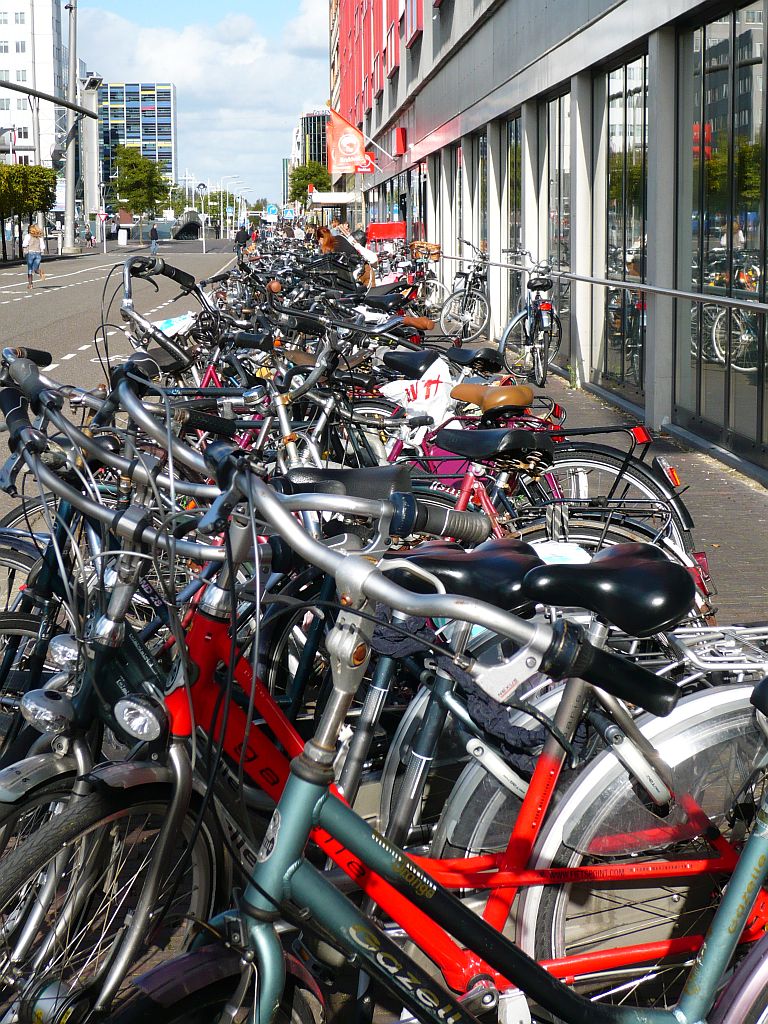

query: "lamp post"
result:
(197, 182), (207, 254)
(220, 175), (242, 241)
(62, 0), (80, 254)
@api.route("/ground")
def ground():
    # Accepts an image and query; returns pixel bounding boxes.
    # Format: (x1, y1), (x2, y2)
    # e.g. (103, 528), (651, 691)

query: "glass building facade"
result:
(98, 82), (177, 185)
(336, 0), (768, 473)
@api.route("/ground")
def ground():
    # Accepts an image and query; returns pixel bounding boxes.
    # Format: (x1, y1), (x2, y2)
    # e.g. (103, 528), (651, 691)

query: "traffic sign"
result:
(282, 208), (295, 220)
(266, 204), (278, 216)
(98, 211), (108, 221)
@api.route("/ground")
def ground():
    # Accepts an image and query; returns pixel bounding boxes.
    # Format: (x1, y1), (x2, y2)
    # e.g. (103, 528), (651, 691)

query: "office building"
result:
(0, 0), (66, 167)
(97, 82), (177, 185)
(290, 108), (328, 167)
(332, 0), (768, 473)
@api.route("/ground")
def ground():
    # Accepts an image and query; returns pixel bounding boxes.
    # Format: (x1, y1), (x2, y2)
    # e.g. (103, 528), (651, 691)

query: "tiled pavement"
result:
(539, 375), (768, 624)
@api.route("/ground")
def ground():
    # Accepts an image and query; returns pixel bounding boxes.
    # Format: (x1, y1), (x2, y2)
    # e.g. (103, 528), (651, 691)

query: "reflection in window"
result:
(676, 4), (765, 452)
(476, 132), (488, 248)
(507, 116), (522, 317)
(547, 94), (571, 366)
(603, 56), (648, 395)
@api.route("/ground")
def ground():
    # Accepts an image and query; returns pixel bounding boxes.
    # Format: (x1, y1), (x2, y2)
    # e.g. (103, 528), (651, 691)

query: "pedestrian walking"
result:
(22, 224), (46, 290)
(85, 226), (93, 248)
(149, 223), (159, 256)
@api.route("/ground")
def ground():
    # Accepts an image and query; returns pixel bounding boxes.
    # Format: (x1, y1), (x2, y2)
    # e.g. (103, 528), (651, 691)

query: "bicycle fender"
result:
(559, 440), (695, 531)
(84, 761), (172, 790)
(129, 944), (324, 1010)
(0, 527), (44, 560)
(0, 752), (77, 803)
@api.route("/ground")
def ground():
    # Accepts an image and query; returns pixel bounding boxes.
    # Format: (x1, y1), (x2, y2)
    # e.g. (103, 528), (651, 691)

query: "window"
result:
(602, 57), (648, 396)
(676, 2), (766, 453)
(15, 39), (24, 52)
(14, 11), (23, 23)
(404, 0), (423, 46)
(15, 69), (25, 81)
(17, 97), (25, 109)
(507, 117), (522, 316)
(0, 98), (8, 109)
(0, 40), (6, 52)
(0, 14), (6, 24)
(0, 70), (8, 81)
(16, 126), (27, 139)
(17, 154), (30, 164)
(547, 93), (572, 367)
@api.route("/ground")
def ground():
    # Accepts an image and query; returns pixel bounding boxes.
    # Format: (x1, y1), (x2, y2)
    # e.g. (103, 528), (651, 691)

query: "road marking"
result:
(47, 363), (59, 370)
(62, 353), (76, 361)
(78, 344), (91, 351)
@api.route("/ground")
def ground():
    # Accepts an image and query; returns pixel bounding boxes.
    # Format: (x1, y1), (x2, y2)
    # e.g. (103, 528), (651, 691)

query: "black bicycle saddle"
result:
(383, 349), (440, 378)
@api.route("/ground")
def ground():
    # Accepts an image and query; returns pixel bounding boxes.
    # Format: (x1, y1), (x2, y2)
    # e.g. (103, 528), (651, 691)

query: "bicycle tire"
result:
(501, 316), (533, 377)
(711, 308), (759, 373)
(0, 783), (230, 1020)
(421, 276), (451, 318)
(439, 289), (490, 341)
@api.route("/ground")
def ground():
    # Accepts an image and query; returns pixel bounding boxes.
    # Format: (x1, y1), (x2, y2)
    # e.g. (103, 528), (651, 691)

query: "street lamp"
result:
(197, 182), (207, 254)
(220, 175), (242, 240)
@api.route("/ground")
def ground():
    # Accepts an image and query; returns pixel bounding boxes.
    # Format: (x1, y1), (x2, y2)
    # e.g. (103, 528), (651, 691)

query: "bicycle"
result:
(497, 249), (562, 386)
(93, 454), (768, 1024)
(439, 239), (491, 342)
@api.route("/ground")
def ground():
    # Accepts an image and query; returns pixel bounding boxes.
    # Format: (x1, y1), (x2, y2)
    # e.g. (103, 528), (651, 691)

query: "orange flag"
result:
(327, 109), (366, 174)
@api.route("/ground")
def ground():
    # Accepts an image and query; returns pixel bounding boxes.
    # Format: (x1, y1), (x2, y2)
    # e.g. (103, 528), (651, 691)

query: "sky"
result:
(77, 0), (330, 202)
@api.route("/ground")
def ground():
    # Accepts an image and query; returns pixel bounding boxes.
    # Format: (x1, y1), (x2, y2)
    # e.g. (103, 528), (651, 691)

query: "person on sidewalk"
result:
(234, 225), (249, 259)
(149, 223), (159, 256)
(85, 226), (93, 248)
(22, 224), (46, 290)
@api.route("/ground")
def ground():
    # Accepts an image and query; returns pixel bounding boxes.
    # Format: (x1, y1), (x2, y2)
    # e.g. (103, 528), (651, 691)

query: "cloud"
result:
(79, 8), (329, 199)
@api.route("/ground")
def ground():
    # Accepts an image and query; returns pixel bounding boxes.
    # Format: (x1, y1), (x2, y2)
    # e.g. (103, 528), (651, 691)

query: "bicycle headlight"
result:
(47, 634), (80, 671)
(21, 688), (75, 735)
(114, 697), (166, 742)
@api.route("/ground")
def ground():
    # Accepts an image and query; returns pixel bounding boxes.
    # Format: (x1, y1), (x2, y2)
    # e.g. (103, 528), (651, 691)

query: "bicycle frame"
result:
(217, 709), (768, 1024)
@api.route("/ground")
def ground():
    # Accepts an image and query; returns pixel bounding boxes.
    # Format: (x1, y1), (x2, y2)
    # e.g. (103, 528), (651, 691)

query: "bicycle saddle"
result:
(435, 427), (554, 463)
(364, 292), (404, 312)
(383, 349), (439, 378)
(279, 464), (413, 499)
(522, 543), (696, 636)
(367, 282), (407, 297)
(128, 347), (186, 379)
(527, 276), (553, 291)
(445, 347), (504, 372)
(451, 383), (535, 413)
(386, 538), (544, 612)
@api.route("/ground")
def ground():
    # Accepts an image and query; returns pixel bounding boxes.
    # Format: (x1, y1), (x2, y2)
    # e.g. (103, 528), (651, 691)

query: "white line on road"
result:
(62, 353), (76, 361)
(78, 344), (91, 351)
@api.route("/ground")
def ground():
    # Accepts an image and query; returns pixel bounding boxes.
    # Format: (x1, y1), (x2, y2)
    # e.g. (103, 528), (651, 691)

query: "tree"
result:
(0, 164), (57, 261)
(113, 146), (170, 238)
(288, 161), (330, 209)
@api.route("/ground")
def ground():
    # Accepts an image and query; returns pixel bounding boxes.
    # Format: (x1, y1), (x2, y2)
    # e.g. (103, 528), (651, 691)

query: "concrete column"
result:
(486, 119), (505, 338)
(460, 134), (473, 262)
(426, 153), (439, 244)
(439, 148), (454, 288)
(569, 71), (593, 387)
(645, 27), (677, 429)
(521, 100), (541, 259)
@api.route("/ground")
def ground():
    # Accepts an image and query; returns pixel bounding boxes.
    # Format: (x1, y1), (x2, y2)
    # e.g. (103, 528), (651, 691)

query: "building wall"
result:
(98, 82), (177, 185)
(334, 0), (768, 472)
(0, 0), (65, 167)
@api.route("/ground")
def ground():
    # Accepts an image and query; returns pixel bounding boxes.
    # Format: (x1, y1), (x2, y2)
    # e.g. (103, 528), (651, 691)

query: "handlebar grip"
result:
(390, 494), (491, 544)
(416, 504), (491, 545)
(201, 271), (230, 287)
(9, 347), (53, 368)
(8, 358), (48, 410)
(0, 388), (31, 445)
(225, 330), (274, 353)
(178, 410), (238, 439)
(541, 624), (679, 718)
(157, 260), (196, 292)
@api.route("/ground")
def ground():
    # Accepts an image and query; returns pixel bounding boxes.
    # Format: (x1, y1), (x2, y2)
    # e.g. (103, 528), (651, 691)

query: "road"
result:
(0, 239), (235, 386)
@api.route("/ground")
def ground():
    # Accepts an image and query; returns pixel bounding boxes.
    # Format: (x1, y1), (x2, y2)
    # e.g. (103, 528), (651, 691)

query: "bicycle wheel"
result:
(430, 687), (767, 1014)
(0, 784), (229, 1021)
(502, 318), (534, 377)
(420, 276), (451, 318)
(711, 309), (760, 373)
(439, 289), (490, 342)
(520, 689), (768, 1013)
(522, 444), (695, 554)
(0, 550), (37, 614)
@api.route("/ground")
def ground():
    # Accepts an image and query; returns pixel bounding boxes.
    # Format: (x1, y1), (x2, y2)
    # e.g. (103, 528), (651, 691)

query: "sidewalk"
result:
(540, 375), (768, 624)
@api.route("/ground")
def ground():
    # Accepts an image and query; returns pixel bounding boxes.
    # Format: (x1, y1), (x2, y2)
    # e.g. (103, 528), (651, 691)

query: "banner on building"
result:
(327, 109), (367, 175)
(354, 152), (376, 174)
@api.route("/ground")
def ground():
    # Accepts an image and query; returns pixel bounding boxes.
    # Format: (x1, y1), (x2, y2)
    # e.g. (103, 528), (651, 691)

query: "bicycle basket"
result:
(410, 241), (442, 262)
